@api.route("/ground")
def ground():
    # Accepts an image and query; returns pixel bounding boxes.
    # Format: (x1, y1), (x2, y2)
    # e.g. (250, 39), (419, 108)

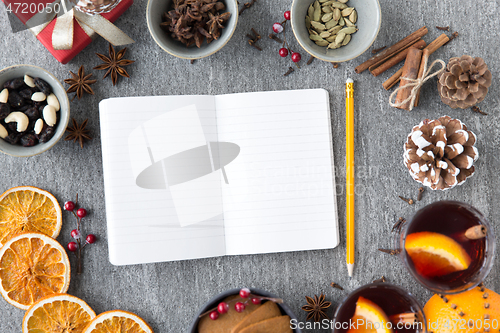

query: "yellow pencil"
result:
(345, 78), (355, 278)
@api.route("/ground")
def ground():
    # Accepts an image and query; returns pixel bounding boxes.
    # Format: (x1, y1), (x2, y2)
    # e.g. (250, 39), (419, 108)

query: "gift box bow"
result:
(26, 0), (134, 50)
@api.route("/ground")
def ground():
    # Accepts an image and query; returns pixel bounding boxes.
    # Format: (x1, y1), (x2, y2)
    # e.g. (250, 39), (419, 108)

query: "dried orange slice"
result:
(405, 231), (471, 278)
(23, 294), (96, 333)
(0, 186), (62, 247)
(347, 297), (393, 333)
(0, 232), (70, 309)
(83, 310), (154, 333)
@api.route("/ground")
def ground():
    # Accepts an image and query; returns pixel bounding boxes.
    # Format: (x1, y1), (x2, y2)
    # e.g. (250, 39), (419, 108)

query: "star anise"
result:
(63, 66), (96, 100)
(94, 43), (135, 86)
(65, 118), (92, 148)
(207, 11), (230, 39)
(301, 294), (331, 322)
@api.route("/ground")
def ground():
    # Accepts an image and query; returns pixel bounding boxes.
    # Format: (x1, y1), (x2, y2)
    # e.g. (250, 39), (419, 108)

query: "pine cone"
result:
(437, 55), (492, 109)
(404, 116), (478, 190)
(74, 0), (120, 14)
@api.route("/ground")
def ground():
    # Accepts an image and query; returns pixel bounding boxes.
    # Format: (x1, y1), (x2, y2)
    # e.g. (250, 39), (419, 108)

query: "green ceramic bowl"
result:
(146, 0), (238, 59)
(291, 0), (381, 63)
(0, 65), (70, 157)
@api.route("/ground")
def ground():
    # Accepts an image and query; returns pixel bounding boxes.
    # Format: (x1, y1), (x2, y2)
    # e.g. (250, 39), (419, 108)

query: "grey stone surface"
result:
(0, 0), (499, 332)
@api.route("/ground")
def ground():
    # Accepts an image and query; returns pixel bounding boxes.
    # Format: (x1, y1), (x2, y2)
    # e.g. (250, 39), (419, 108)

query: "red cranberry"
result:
(279, 48), (289, 57)
(217, 302), (229, 314)
(67, 242), (78, 252)
(272, 22), (283, 33)
(64, 201), (75, 211)
(76, 208), (87, 218)
(239, 288), (251, 298)
(71, 229), (80, 239)
(284, 10), (291, 20)
(234, 302), (246, 313)
(86, 234), (96, 244)
(291, 52), (301, 62)
(209, 311), (219, 320)
(251, 298), (261, 305)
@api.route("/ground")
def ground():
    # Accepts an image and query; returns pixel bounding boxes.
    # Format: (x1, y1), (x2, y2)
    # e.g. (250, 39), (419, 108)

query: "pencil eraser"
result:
(346, 78), (354, 83)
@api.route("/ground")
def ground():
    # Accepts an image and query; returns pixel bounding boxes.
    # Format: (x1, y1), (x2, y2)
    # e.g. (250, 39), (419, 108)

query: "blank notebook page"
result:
(215, 89), (339, 255)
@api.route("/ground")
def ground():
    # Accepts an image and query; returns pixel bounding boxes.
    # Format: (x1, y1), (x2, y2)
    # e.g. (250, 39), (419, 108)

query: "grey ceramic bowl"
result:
(0, 65), (70, 157)
(291, 0), (381, 63)
(146, 0), (238, 59)
(189, 288), (302, 333)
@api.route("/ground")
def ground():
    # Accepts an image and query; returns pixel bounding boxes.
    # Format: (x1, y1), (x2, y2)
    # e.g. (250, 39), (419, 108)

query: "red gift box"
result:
(3, 0), (133, 64)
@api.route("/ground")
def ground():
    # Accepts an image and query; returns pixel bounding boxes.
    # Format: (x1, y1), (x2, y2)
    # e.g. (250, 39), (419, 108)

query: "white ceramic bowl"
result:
(146, 0), (238, 60)
(291, 0), (381, 62)
(0, 65), (70, 157)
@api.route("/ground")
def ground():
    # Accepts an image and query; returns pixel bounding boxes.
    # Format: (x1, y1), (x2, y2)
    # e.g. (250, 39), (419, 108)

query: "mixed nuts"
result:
(306, 0), (358, 49)
(0, 75), (60, 147)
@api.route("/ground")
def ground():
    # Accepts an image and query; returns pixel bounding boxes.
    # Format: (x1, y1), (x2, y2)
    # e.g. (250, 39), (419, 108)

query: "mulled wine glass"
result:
(333, 282), (426, 333)
(396, 200), (495, 294)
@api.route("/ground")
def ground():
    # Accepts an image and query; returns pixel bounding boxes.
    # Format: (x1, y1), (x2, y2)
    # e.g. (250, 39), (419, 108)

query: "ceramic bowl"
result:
(146, 0), (238, 59)
(291, 0), (381, 63)
(0, 65), (70, 157)
(189, 288), (302, 333)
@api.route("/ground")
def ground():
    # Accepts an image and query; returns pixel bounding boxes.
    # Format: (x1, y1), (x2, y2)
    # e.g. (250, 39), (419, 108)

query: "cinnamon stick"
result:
(370, 39), (426, 76)
(355, 26), (428, 74)
(383, 68), (403, 90)
(389, 313), (417, 325)
(383, 34), (449, 90)
(413, 48), (430, 106)
(394, 47), (423, 110)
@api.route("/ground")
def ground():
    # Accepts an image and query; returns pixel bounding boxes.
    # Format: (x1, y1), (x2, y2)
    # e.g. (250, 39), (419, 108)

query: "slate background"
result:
(0, 0), (499, 332)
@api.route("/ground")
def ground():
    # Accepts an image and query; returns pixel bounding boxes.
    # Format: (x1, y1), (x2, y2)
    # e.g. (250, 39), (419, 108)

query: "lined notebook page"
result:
(215, 89), (339, 255)
(100, 96), (226, 265)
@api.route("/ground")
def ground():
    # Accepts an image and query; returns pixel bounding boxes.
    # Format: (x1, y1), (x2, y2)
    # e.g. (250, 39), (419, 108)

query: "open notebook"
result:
(99, 89), (338, 265)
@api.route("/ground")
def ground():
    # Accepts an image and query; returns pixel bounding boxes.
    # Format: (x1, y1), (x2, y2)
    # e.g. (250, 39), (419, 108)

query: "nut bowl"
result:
(291, 0), (381, 63)
(189, 288), (302, 333)
(146, 0), (238, 60)
(0, 65), (70, 157)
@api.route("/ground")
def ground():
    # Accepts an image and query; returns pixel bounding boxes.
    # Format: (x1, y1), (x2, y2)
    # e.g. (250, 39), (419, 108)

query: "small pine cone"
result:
(404, 116), (478, 190)
(437, 55), (492, 109)
(74, 0), (120, 14)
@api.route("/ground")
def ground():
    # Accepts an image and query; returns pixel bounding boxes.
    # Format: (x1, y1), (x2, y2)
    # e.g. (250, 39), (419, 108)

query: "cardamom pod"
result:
(313, 1), (321, 21)
(335, 31), (346, 44)
(321, 12), (333, 22)
(330, 2), (347, 9)
(319, 0), (329, 3)
(332, 7), (341, 21)
(325, 19), (338, 29)
(339, 26), (357, 34)
(342, 34), (351, 45)
(319, 31), (331, 38)
(338, 16), (345, 26)
(309, 29), (318, 35)
(322, 0), (334, 5)
(308, 4), (314, 18)
(326, 35), (337, 42)
(344, 18), (355, 27)
(328, 25), (343, 34)
(338, 0), (349, 3)
(311, 21), (326, 31)
(316, 40), (329, 46)
(328, 42), (340, 49)
(349, 9), (357, 23)
(309, 34), (325, 41)
(322, 6), (332, 13)
(341, 7), (354, 16)
(306, 16), (312, 29)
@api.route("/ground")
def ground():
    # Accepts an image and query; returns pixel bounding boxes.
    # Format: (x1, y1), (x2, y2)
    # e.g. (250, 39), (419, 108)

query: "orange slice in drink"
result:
(23, 294), (96, 333)
(347, 296), (392, 333)
(0, 186), (62, 247)
(0, 232), (70, 309)
(83, 310), (154, 333)
(405, 231), (471, 277)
